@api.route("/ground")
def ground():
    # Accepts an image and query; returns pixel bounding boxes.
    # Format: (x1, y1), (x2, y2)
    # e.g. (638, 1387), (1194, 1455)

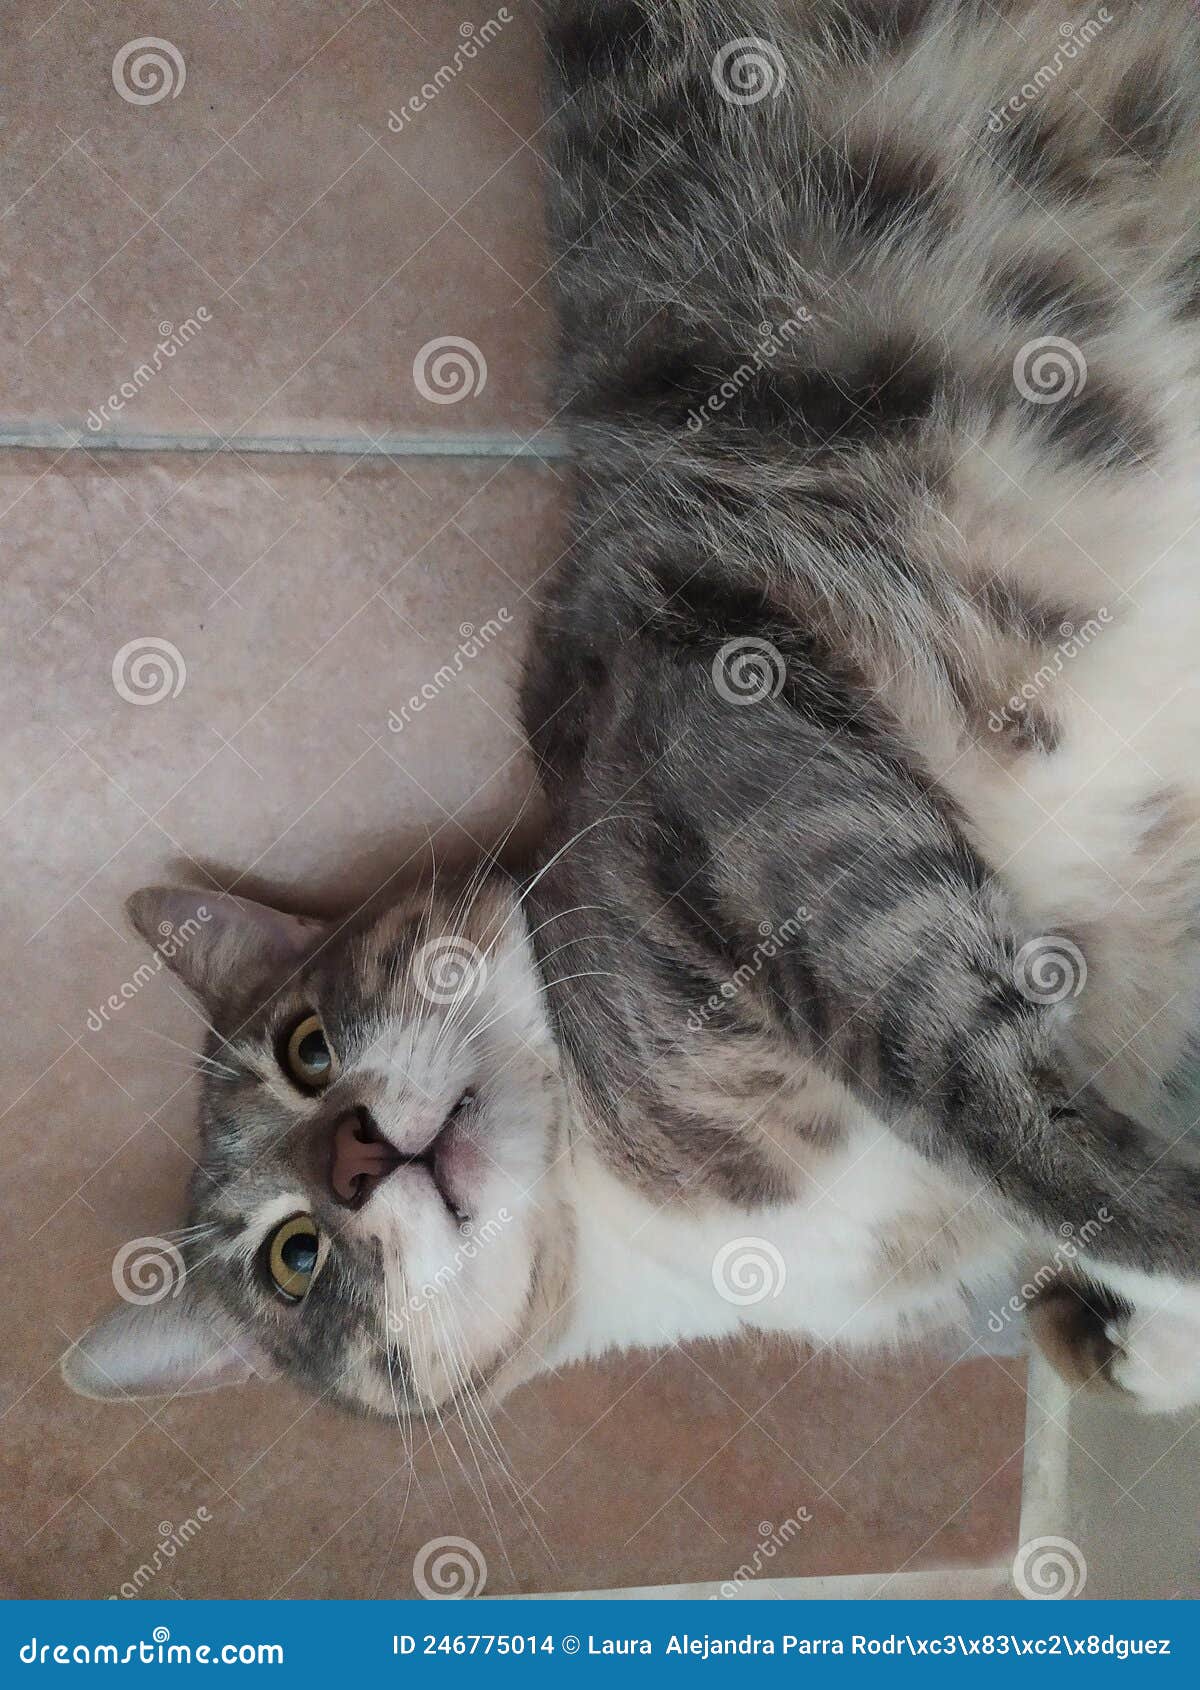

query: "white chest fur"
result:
(548, 1123), (1020, 1371)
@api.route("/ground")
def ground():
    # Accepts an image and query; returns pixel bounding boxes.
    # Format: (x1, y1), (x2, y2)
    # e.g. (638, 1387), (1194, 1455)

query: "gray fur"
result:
(522, 0), (1200, 1273)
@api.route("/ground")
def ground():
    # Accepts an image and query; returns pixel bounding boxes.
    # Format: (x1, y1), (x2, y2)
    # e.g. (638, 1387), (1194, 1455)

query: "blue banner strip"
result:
(3, 1599), (1195, 1683)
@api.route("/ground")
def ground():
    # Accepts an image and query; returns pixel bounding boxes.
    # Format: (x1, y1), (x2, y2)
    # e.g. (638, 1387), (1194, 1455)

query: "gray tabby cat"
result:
(65, 0), (1200, 1419)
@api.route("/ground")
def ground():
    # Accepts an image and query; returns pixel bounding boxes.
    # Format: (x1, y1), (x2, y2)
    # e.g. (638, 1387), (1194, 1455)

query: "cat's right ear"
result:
(125, 886), (325, 1008)
(60, 1291), (274, 1401)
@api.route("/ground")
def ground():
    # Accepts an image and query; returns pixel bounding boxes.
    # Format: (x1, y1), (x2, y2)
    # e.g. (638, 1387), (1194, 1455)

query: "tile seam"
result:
(0, 425), (571, 461)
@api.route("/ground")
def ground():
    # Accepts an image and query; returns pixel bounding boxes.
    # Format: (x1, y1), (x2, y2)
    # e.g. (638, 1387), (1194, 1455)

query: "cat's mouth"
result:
(330, 1095), (473, 1222)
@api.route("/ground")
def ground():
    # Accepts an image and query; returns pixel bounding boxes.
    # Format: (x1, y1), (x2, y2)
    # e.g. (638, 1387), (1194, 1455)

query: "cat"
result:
(64, 0), (1200, 1421)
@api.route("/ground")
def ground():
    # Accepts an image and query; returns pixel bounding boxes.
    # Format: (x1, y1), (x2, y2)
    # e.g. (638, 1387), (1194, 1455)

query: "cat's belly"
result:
(939, 454), (1200, 1119)
(554, 1109), (1020, 1369)
(945, 506), (1200, 1121)
(722, 1121), (1019, 1348)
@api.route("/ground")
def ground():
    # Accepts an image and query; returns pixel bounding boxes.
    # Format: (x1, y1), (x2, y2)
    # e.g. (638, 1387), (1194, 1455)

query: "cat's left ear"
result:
(125, 886), (325, 1007)
(60, 1289), (275, 1401)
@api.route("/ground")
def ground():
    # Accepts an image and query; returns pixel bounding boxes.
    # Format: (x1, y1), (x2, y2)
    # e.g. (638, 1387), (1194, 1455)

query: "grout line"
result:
(0, 425), (571, 461)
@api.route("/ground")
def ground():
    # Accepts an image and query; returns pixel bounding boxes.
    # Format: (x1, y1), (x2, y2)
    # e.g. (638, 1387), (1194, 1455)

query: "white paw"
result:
(1106, 1306), (1200, 1414)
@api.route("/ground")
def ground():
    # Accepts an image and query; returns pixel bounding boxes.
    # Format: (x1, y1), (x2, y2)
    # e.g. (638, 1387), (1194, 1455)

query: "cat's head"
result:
(62, 877), (574, 1417)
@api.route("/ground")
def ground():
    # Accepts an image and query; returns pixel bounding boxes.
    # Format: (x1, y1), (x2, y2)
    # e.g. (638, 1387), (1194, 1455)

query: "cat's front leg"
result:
(1028, 1273), (1200, 1414)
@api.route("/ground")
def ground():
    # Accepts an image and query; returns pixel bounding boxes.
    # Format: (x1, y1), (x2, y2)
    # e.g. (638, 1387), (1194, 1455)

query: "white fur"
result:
(547, 1122), (1019, 1372)
(1105, 1307), (1200, 1415)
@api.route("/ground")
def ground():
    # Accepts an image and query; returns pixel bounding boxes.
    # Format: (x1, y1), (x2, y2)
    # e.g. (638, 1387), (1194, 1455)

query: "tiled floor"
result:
(1, 0), (1028, 1601)
(3, 0), (552, 442)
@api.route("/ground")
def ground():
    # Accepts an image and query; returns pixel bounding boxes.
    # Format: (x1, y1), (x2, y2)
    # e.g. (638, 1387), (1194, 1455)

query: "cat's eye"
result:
(283, 1013), (336, 1090)
(266, 1214), (320, 1302)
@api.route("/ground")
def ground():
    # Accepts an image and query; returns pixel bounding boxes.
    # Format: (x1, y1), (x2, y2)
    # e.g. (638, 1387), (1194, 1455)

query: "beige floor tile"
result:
(2, 1), (552, 442)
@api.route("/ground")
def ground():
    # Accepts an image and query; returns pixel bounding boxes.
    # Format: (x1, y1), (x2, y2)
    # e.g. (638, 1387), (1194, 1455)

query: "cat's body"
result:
(64, 0), (1200, 1421)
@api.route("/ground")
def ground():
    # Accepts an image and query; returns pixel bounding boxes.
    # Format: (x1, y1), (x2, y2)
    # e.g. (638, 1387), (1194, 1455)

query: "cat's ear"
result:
(60, 1293), (274, 1401)
(125, 886), (325, 1006)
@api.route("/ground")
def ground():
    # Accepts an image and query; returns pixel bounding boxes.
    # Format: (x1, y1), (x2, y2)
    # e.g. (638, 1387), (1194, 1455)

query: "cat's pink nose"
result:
(329, 1108), (401, 1208)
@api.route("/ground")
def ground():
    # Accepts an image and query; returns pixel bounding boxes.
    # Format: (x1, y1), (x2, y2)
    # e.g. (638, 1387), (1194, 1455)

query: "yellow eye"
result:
(267, 1214), (320, 1302)
(284, 1013), (336, 1089)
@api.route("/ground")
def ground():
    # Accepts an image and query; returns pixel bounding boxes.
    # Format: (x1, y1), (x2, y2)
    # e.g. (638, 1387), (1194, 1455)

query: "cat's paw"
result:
(1027, 1276), (1200, 1413)
(1106, 1306), (1200, 1414)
